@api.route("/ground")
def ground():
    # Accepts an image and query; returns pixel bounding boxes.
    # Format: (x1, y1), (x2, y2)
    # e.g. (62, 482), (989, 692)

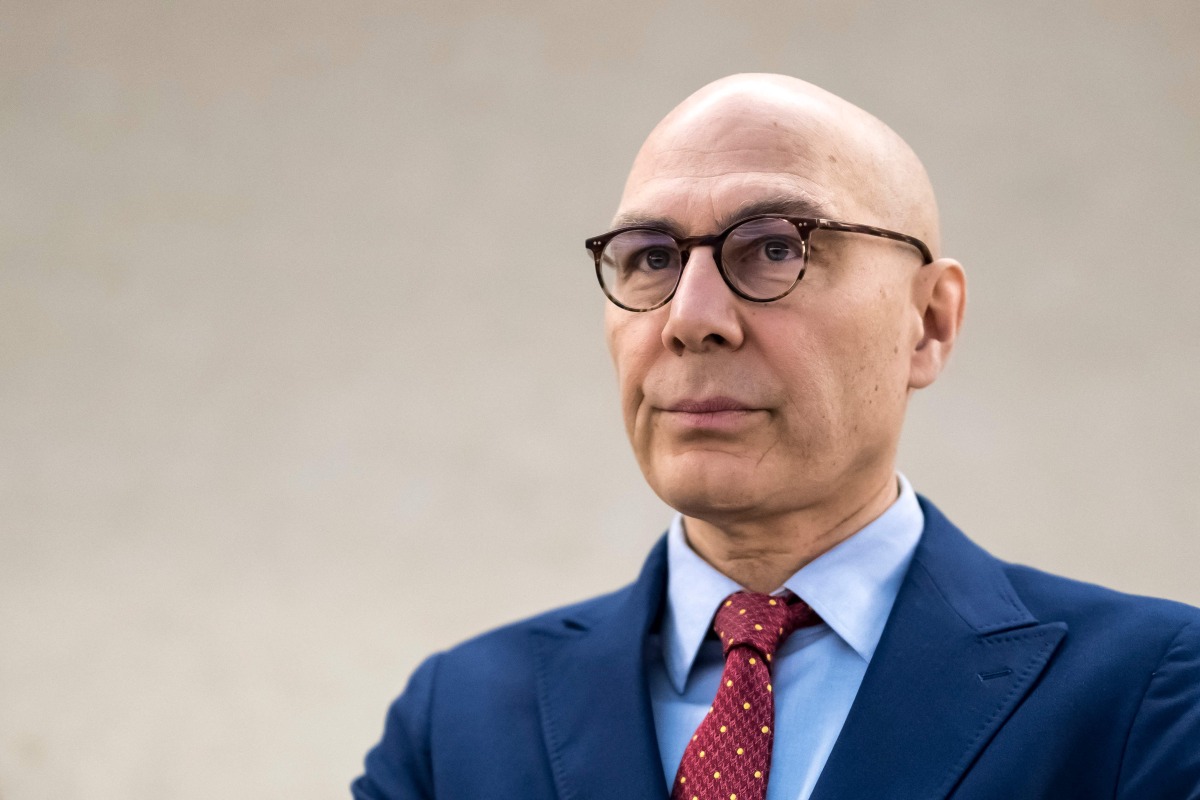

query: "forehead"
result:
(614, 178), (839, 237)
(615, 103), (876, 235)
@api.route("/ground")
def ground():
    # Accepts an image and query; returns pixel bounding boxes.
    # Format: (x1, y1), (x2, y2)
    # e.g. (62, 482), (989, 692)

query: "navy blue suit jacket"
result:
(353, 498), (1200, 798)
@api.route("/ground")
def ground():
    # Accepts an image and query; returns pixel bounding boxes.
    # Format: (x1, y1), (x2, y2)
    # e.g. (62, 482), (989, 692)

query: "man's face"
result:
(604, 97), (927, 527)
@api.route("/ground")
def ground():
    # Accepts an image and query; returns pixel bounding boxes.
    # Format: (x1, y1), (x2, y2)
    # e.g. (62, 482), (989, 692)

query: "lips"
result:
(657, 397), (764, 432)
(664, 397), (757, 413)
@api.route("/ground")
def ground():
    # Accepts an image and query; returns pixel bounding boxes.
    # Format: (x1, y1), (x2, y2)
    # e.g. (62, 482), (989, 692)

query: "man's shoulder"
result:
(353, 567), (661, 799)
(443, 581), (637, 662)
(917, 495), (1199, 642)
(419, 551), (663, 697)
(439, 534), (668, 666)
(1000, 559), (1200, 645)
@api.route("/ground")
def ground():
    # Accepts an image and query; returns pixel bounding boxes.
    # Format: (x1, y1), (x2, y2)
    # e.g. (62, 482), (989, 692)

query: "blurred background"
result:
(2, 1), (1198, 797)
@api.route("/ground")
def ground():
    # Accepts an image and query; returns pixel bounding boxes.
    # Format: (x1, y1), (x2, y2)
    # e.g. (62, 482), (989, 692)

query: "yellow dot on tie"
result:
(699, 750), (706, 758)
(779, 627), (784, 634)
(766, 654), (772, 662)
(709, 706), (714, 713)
(736, 747), (744, 755)
(743, 702), (751, 709)
(739, 609), (746, 615)
(719, 725), (727, 733)
(713, 771), (721, 779)
(769, 599), (777, 606)
(767, 683), (773, 692)
(725, 679), (733, 687)
(754, 624), (763, 631)
(749, 657), (756, 664)
(762, 726), (770, 734)
(732, 794), (738, 800)
(724, 600), (732, 607)
(680, 777), (686, 783)
(754, 771), (763, 779)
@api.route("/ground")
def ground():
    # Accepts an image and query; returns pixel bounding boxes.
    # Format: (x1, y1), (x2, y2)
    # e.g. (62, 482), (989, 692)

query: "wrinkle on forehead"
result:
(613, 190), (834, 235)
(619, 74), (941, 254)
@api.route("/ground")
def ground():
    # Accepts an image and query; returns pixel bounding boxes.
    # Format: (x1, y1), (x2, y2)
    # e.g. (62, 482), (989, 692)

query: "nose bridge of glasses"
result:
(676, 231), (725, 269)
(672, 240), (732, 306)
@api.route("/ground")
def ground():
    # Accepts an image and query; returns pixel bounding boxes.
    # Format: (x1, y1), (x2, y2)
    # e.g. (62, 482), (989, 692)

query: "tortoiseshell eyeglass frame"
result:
(585, 215), (935, 312)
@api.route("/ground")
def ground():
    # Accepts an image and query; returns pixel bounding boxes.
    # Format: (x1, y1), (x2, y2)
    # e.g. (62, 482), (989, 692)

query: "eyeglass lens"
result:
(597, 217), (809, 310)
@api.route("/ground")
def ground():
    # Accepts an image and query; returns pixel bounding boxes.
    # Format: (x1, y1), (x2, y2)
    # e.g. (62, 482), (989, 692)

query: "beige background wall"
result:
(2, 1), (1197, 797)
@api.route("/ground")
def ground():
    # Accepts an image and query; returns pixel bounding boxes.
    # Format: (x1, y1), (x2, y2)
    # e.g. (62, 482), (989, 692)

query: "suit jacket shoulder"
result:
(811, 497), (1200, 800)
(352, 539), (669, 800)
(996, 556), (1200, 798)
(1002, 557), (1199, 641)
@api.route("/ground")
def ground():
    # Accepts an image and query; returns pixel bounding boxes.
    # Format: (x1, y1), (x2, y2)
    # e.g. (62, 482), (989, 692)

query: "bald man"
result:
(353, 75), (1200, 799)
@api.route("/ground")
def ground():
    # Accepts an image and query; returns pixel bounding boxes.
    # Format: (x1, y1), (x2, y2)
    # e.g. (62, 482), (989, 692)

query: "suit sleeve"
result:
(1117, 620), (1200, 799)
(351, 654), (441, 800)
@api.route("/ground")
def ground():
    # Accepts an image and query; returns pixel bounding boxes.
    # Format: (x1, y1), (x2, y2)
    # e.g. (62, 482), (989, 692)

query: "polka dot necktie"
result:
(670, 590), (820, 800)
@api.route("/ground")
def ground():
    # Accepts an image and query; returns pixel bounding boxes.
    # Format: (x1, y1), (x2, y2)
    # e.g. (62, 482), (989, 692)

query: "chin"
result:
(644, 451), (774, 519)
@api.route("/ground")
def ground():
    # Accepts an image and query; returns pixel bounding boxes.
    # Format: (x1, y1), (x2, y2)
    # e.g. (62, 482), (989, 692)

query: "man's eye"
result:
(641, 247), (675, 271)
(761, 240), (796, 261)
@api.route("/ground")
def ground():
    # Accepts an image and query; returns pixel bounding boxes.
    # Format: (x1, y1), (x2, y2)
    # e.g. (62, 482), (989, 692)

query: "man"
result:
(353, 74), (1200, 799)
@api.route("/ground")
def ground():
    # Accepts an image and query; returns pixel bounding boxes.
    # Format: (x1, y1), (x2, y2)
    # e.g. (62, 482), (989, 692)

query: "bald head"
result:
(619, 74), (941, 254)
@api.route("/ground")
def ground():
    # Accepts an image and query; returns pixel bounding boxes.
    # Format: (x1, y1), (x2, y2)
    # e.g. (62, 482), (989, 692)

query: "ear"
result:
(908, 258), (966, 390)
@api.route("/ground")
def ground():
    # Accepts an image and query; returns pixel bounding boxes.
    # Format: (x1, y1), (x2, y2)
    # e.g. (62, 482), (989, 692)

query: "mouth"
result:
(659, 397), (763, 431)
(665, 397), (755, 413)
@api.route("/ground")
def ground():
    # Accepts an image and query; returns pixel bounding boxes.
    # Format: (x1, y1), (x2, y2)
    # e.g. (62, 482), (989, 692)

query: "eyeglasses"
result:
(585, 215), (933, 312)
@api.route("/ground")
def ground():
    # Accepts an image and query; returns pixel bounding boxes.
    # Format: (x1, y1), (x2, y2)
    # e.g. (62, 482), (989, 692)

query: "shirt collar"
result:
(660, 474), (924, 693)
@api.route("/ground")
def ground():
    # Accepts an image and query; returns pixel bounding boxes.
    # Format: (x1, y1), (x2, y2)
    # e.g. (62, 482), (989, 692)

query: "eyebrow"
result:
(610, 192), (835, 235)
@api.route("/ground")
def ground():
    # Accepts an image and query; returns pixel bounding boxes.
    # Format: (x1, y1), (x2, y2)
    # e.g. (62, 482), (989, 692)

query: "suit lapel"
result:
(811, 498), (1067, 800)
(533, 538), (670, 800)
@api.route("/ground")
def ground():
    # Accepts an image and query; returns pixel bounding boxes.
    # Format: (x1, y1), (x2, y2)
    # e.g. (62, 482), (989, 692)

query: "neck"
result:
(682, 472), (900, 593)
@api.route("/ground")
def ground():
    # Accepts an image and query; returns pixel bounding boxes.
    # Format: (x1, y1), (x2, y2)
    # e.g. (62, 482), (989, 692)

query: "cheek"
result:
(770, 337), (842, 447)
(605, 312), (656, 435)
(832, 285), (914, 422)
(783, 285), (911, 427)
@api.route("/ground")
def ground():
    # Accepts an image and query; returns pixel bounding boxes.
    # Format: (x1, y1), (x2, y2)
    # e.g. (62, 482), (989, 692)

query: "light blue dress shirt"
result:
(646, 475), (924, 800)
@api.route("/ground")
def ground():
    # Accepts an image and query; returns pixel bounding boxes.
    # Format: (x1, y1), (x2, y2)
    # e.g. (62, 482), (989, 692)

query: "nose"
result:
(660, 246), (746, 354)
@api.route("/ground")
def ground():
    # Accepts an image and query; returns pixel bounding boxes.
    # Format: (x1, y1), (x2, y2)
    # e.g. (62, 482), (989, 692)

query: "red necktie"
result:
(670, 590), (820, 800)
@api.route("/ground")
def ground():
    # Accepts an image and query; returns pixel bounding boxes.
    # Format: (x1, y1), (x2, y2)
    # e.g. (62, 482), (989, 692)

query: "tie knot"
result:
(713, 590), (819, 658)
